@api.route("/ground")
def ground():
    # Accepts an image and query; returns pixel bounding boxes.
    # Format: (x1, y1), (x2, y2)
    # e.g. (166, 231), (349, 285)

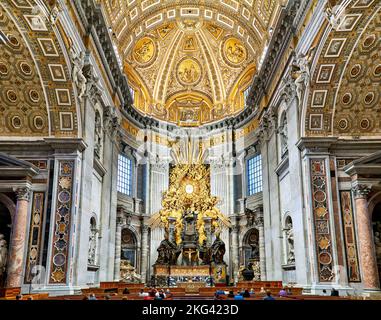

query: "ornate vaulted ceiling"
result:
(101, 0), (287, 126)
(305, 0), (381, 138)
(0, 0), (78, 137)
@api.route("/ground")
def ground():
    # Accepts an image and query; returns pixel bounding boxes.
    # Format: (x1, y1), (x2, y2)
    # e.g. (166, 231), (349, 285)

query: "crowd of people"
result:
(213, 287), (293, 300)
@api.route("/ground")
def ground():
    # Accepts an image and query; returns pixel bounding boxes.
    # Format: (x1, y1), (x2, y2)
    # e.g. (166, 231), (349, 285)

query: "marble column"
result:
(353, 185), (380, 290)
(6, 187), (31, 288)
(256, 213), (266, 281)
(113, 216), (122, 281)
(231, 218), (240, 285)
(140, 224), (149, 284)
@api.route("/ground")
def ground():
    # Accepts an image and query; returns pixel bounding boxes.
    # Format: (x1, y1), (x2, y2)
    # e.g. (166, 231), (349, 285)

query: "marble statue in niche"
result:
(279, 115), (288, 157)
(88, 220), (97, 265)
(286, 219), (295, 264)
(94, 111), (103, 159)
(0, 234), (8, 280)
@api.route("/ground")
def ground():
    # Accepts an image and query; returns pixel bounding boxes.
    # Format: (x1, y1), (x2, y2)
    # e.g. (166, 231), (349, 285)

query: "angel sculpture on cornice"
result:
(68, 39), (87, 99)
(291, 46), (316, 106)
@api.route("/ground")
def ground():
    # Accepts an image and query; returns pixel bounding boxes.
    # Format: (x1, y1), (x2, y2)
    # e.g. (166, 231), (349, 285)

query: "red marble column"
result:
(6, 187), (31, 288)
(353, 185), (380, 290)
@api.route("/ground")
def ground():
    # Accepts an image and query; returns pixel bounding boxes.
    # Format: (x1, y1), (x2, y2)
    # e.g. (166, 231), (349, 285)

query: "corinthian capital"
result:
(352, 184), (371, 199)
(15, 187), (31, 201)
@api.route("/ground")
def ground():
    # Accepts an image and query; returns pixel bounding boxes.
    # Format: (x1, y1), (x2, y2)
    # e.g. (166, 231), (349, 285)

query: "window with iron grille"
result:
(117, 154), (132, 196)
(247, 154), (262, 196)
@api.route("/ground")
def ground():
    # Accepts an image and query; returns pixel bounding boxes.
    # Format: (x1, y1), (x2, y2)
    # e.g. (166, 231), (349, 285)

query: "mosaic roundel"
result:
(342, 93), (352, 105)
(133, 37), (156, 65)
(53, 253), (66, 267)
(223, 37), (247, 66)
(314, 190), (327, 203)
(350, 64), (361, 78)
(58, 190), (71, 203)
(176, 58), (202, 86)
(319, 252), (332, 265)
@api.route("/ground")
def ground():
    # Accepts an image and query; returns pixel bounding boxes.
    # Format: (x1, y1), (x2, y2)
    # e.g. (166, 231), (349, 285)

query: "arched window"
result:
(88, 217), (98, 266)
(121, 228), (137, 268)
(284, 216), (295, 265)
(372, 203), (381, 287)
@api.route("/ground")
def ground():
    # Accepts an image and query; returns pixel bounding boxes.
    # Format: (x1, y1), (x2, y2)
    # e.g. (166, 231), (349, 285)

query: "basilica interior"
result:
(0, 0), (381, 300)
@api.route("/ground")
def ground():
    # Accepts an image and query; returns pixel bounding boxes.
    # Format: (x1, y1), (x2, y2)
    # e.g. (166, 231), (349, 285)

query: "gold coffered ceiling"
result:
(101, 0), (287, 126)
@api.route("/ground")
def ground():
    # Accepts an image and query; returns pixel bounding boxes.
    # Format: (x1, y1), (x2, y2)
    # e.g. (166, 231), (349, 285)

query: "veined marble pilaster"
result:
(6, 186), (31, 288)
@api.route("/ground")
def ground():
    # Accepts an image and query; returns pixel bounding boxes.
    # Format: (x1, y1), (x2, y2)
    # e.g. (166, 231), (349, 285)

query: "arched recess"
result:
(121, 228), (139, 270)
(242, 228), (260, 268)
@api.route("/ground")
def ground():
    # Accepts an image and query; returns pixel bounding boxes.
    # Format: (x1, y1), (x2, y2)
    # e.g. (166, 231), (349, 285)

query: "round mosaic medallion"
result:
(222, 37), (247, 66)
(53, 253), (66, 267)
(176, 58), (202, 86)
(133, 37), (156, 66)
(58, 190), (71, 203)
(314, 190), (327, 202)
(319, 252), (332, 265)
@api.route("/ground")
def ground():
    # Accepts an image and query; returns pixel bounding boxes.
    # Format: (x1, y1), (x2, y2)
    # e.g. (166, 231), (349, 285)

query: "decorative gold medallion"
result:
(133, 37), (156, 65)
(177, 58), (201, 85)
(223, 38), (247, 65)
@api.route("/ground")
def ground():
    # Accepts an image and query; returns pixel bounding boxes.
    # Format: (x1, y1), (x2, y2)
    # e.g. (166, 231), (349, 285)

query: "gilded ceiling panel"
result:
(305, 0), (381, 137)
(0, 0), (78, 137)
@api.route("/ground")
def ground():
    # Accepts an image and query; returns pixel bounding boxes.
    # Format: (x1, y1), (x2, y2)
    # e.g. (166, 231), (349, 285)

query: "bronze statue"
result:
(211, 235), (226, 265)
